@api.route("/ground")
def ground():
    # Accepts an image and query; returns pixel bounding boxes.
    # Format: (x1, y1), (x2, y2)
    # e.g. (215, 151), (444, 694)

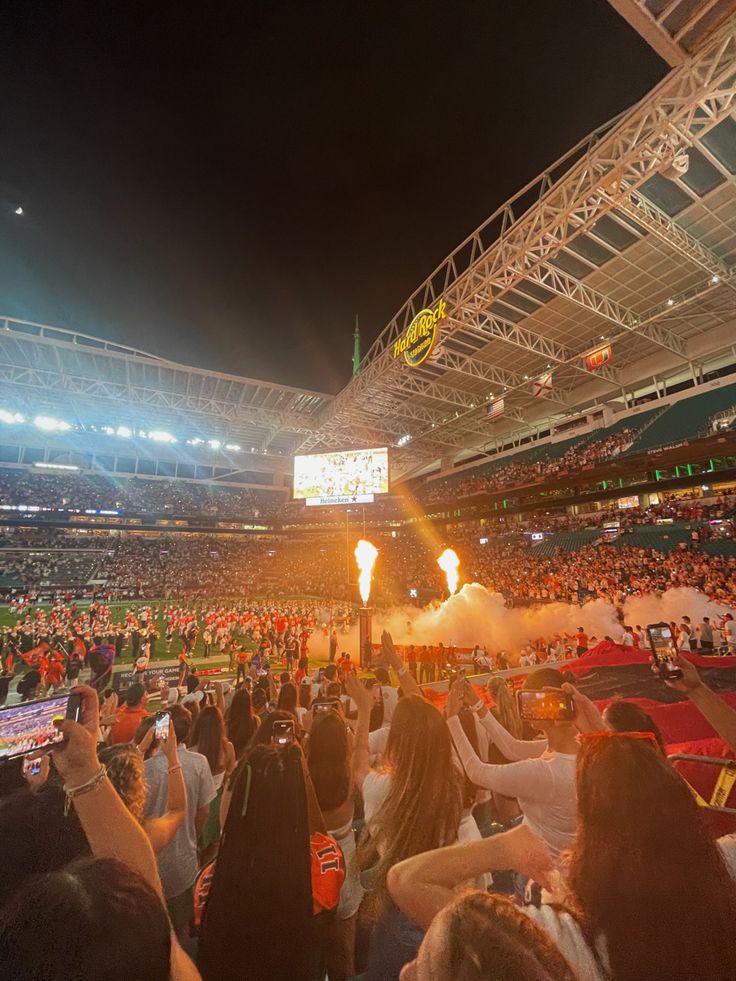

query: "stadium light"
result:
(0, 410), (24, 425)
(148, 430), (176, 443)
(14, 206), (23, 216)
(34, 415), (71, 432)
(187, 438), (204, 446)
(225, 443), (241, 451)
(116, 426), (132, 438)
(34, 462), (78, 471)
(208, 439), (221, 449)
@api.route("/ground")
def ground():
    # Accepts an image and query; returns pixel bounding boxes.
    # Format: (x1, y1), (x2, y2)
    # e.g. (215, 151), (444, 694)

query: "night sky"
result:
(0, 1), (666, 394)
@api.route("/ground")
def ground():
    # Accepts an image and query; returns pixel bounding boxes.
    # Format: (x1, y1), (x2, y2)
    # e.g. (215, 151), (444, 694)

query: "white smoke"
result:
(365, 582), (731, 660)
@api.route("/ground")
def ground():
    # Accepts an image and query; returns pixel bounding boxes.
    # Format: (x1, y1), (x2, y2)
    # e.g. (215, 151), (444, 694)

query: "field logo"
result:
(393, 298), (446, 367)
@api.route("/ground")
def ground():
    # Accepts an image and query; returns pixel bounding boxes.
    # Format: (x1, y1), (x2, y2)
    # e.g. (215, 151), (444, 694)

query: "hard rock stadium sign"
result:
(392, 298), (446, 367)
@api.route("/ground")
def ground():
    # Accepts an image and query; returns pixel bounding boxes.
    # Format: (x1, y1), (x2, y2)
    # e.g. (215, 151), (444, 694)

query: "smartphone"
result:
(647, 622), (683, 680)
(0, 693), (82, 760)
(272, 720), (295, 746)
(516, 689), (575, 722)
(23, 756), (43, 777)
(154, 710), (169, 741)
(313, 699), (341, 714)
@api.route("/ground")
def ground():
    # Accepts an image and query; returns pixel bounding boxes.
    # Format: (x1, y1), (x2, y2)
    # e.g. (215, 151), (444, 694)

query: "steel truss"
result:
(298, 15), (736, 469)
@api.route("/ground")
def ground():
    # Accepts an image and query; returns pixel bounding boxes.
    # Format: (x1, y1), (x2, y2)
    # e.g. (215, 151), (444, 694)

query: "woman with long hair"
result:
(188, 705), (236, 860)
(389, 734), (736, 981)
(306, 709), (363, 981)
(224, 686), (258, 757)
(347, 667), (477, 981)
(198, 743), (317, 981)
(398, 891), (577, 981)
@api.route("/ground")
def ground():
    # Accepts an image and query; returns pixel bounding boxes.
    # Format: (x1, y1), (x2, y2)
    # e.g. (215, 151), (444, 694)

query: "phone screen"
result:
(647, 622), (683, 679)
(0, 693), (81, 760)
(272, 720), (295, 745)
(154, 711), (169, 741)
(516, 689), (575, 722)
(313, 699), (340, 714)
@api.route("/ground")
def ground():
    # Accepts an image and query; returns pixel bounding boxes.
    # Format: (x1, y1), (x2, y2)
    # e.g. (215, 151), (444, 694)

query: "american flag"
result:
(486, 397), (504, 421)
(533, 371), (553, 397)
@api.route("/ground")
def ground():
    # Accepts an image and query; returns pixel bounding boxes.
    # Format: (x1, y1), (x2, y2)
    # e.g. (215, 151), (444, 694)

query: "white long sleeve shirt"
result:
(447, 715), (577, 860)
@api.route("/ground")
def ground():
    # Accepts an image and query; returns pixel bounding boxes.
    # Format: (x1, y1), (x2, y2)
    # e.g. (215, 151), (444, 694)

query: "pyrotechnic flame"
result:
(437, 547), (460, 596)
(354, 539), (378, 605)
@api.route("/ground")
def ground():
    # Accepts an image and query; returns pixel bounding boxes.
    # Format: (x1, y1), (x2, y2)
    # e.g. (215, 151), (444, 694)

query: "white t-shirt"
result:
(523, 905), (608, 981)
(448, 714), (577, 860)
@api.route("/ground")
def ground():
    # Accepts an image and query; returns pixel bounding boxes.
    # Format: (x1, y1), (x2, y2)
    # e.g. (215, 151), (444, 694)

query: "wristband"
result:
(397, 664), (409, 677)
(64, 764), (107, 816)
(168, 764), (182, 773)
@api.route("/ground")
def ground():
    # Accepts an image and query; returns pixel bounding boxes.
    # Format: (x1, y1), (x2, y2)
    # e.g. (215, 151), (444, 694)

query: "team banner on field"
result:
(486, 397), (505, 421)
(533, 371), (553, 397)
(584, 344), (614, 371)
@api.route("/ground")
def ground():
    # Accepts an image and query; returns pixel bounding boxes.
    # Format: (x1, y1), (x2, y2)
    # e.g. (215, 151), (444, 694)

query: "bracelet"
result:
(63, 764), (107, 816)
(168, 764), (182, 773)
(397, 664), (408, 677)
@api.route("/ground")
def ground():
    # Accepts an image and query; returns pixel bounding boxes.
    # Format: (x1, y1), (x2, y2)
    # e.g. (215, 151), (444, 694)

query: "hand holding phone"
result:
(516, 689), (575, 722)
(647, 622), (683, 680)
(154, 710), (169, 741)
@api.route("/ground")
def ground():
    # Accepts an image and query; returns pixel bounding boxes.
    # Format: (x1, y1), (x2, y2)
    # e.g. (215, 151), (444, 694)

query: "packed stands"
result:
(0, 468), (287, 520)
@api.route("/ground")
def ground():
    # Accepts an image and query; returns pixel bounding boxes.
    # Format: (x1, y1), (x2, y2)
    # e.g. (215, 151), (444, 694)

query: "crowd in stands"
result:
(0, 467), (286, 520)
(1, 489), (736, 609)
(418, 425), (641, 504)
(1, 626), (736, 979)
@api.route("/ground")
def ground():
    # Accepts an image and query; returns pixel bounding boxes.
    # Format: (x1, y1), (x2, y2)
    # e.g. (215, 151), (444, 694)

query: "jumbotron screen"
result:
(293, 447), (389, 506)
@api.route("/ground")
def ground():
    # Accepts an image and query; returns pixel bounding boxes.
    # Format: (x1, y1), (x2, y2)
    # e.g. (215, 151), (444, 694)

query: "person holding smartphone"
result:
(446, 668), (603, 867)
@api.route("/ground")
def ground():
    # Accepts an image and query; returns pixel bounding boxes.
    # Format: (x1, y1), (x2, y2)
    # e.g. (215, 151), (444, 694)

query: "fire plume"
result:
(354, 539), (378, 605)
(437, 547), (460, 596)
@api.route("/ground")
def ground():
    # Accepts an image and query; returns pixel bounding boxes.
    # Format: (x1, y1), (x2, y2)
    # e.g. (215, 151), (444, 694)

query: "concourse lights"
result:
(208, 439), (221, 449)
(225, 443), (241, 451)
(0, 410), (24, 425)
(34, 462), (79, 471)
(187, 438), (204, 446)
(148, 430), (176, 443)
(116, 426), (132, 438)
(34, 415), (71, 432)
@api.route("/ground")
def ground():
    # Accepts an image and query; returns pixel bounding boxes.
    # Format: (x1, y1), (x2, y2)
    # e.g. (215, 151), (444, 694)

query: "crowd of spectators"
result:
(0, 468), (287, 520)
(1, 489), (735, 609)
(418, 426), (639, 504)
(1, 628), (736, 979)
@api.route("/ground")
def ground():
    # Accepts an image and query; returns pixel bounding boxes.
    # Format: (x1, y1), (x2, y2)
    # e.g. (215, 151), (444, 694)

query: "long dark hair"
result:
(198, 744), (314, 981)
(190, 705), (228, 773)
(568, 735), (736, 980)
(306, 710), (351, 813)
(277, 681), (298, 714)
(0, 857), (171, 981)
(225, 687), (258, 757)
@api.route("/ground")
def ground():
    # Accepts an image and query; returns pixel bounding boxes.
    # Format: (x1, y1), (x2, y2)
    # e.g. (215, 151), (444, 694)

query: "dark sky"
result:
(0, 1), (666, 394)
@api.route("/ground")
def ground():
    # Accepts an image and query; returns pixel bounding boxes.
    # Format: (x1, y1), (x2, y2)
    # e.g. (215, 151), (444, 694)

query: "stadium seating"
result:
(625, 383), (736, 455)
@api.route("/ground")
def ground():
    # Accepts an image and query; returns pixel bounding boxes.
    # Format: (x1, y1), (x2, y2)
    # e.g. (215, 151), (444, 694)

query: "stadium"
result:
(3, 6), (736, 980)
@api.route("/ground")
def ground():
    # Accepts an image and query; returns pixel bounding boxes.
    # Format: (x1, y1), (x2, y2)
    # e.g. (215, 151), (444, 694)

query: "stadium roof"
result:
(1, 14), (736, 480)
(0, 319), (331, 457)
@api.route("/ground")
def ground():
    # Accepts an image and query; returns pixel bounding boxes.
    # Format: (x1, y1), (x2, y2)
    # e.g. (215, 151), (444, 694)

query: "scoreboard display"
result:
(293, 447), (389, 506)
